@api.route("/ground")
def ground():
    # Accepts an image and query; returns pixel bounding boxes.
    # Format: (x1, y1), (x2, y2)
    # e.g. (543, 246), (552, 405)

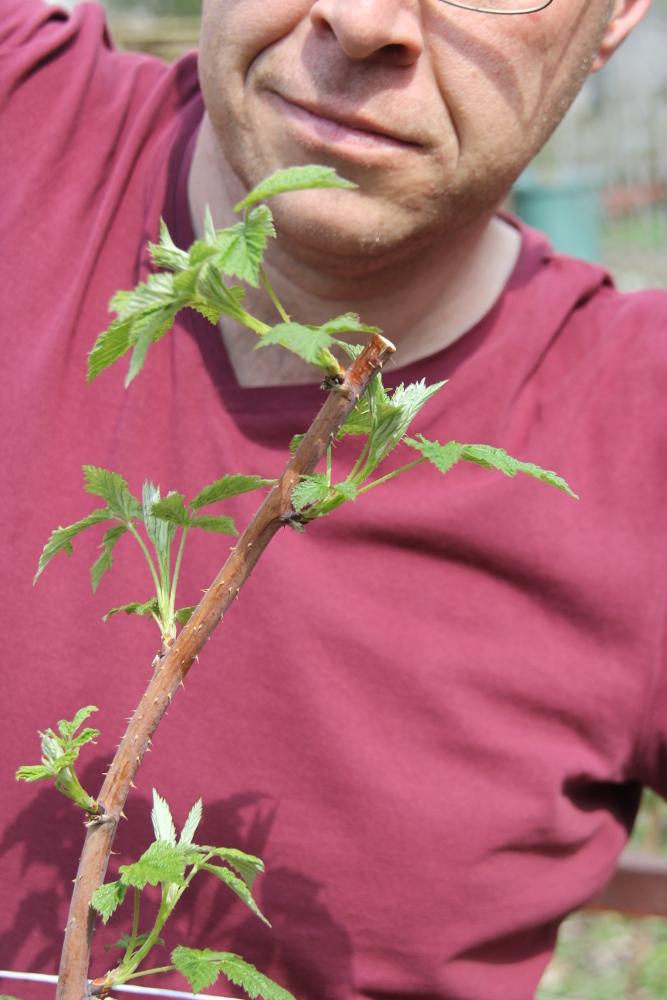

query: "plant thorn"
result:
(120, 811), (128, 820)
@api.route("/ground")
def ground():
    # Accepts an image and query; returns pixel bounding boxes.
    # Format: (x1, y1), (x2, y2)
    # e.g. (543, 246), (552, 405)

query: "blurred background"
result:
(45, 0), (667, 993)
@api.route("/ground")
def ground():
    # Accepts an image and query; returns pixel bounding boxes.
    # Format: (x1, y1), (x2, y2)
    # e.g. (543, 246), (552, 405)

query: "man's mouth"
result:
(265, 91), (421, 154)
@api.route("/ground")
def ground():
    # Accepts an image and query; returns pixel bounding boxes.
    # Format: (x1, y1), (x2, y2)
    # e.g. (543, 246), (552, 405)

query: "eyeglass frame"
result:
(438, 0), (554, 14)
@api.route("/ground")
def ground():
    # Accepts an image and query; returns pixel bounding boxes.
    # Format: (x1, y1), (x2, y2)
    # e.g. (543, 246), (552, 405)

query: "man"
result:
(0, 0), (664, 996)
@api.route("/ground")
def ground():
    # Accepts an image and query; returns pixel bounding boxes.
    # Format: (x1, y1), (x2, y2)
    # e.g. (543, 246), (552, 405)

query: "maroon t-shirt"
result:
(2, 3), (667, 999)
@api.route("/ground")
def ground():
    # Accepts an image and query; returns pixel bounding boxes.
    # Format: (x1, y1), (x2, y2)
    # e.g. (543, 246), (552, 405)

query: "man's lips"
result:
(265, 91), (421, 152)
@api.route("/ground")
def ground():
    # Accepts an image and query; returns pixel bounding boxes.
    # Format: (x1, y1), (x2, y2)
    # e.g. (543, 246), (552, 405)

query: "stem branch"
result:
(56, 333), (395, 1000)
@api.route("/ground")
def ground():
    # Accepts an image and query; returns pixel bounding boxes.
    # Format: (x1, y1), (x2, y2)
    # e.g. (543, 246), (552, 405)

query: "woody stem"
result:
(55, 332), (395, 1000)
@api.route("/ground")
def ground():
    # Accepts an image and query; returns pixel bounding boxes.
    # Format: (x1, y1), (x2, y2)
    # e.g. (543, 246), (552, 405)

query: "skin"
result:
(188, 0), (652, 386)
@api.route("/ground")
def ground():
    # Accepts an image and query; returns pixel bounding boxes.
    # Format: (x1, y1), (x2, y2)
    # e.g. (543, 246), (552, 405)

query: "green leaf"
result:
(91, 880), (127, 924)
(256, 322), (342, 375)
(16, 764), (55, 782)
(83, 467), (142, 522)
(174, 606), (196, 626)
(203, 205), (218, 246)
(215, 205), (275, 287)
(336, 398), (372, 438)
(90, 525), (128, 593)
(289, 434), (305, 455)
(332, 338), (364, 361)
(234, 165), (357, 213)
(66, 727), (100, 749)
(292, 473), (330, 512)
(321, 313), (380, 337)
(404, 435), (578, 497)
(332, 481), (357, 501)
(103, 597), (160, 621)
(119, 840), (189, 890)
(190, 474), (273, 510)
(201, 847), (264, 890)
(152, 789), (177, 846)
(172, 947), (295, 1000)
(190, 514), (238, 536)
(369, 379), (446, 462)
(148, 219), (191, 272)
(143, 482), (177, 566)
(201, 863), (270, 925)
(404, 436), (464, 475)
(125, 307), (177, 387)
(217, 953), (295, 1000)
(196, 263), (252, 326)
(179, 799), (203, 846)
(105, 931), (164, 953)
(459, 444), (578, 497)
(58, 706), (98, 740)
(34, 508), (113, 584)
(150, 493), (191, 528)
(87, 316), (134, 384)
(172, 946), (223, 995)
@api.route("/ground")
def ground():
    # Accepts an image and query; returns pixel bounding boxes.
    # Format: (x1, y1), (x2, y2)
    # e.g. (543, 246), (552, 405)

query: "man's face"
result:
(198, 0), (611, 264)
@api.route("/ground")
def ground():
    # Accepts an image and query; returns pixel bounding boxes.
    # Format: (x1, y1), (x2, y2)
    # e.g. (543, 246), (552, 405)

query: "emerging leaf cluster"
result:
(16, 706), (99, 813)
(285, 366), (576, 527)
(87, 166), (360, 386)
(90, 792), (290, 1000)
(34, 469), (271, 640)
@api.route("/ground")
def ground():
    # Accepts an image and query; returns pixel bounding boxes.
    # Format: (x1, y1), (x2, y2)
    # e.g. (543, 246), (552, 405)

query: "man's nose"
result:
(309, 0), (424, 65)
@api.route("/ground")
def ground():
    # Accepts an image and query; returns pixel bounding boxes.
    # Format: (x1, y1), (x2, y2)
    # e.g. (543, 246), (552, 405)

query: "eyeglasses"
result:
(439, 0), (554, 13)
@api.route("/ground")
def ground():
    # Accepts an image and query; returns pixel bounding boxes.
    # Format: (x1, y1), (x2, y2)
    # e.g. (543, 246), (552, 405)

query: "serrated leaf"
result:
(34, 508), (113, 584)
(83, 467), (142, 522)
(234, 165), (357, 212)
(405, 435), (578, 498)
(143, 482), (177, 566)
(150, 493), (191, 528)
(257, 322), (342, 375)
(460, 444), (578, 496)
(148, 219), (191, 272)
(91, 880), (127, 924)
(105, 931), (164, 953)
(152, 789), (177, 847)
(292, 473), (330, 512)
(321, 313), (380, 337)
(174, 606), (196, 626)
(190, 514), (238, 536)
(119, 840), (188, 890)
(333, 339), (364, 361)
(190, 474), (272, 510)
(370, 380), (446, 462)
(91, 525), (128, 594)
(200, 846), (264, 890)
(16, 764), (55, 782)
(125, 307), (177, 387)
(66, 727), (100, 750)
(203, 205), (217, 247)
(289, 434), (305, 455)
(336, 398), (372, 438)
(179, 799), (203, 846)
(332, 481), (356, 501)
(58, 706), (98, 740)
(218, 953), (295, 1000)
(103, 597), (160, 622)
(87, 316), (134, 384)
(196, 263), (252, 326)
(201, 863), (270, 925)
(404, 435), (464, 475)
(214, 205), (275, 287)
(40, 730), (63, 764)
(172, 946), (223, 995)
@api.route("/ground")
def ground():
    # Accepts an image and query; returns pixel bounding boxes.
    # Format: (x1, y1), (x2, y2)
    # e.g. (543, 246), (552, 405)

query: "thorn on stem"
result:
(120, 811), (128, 820)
